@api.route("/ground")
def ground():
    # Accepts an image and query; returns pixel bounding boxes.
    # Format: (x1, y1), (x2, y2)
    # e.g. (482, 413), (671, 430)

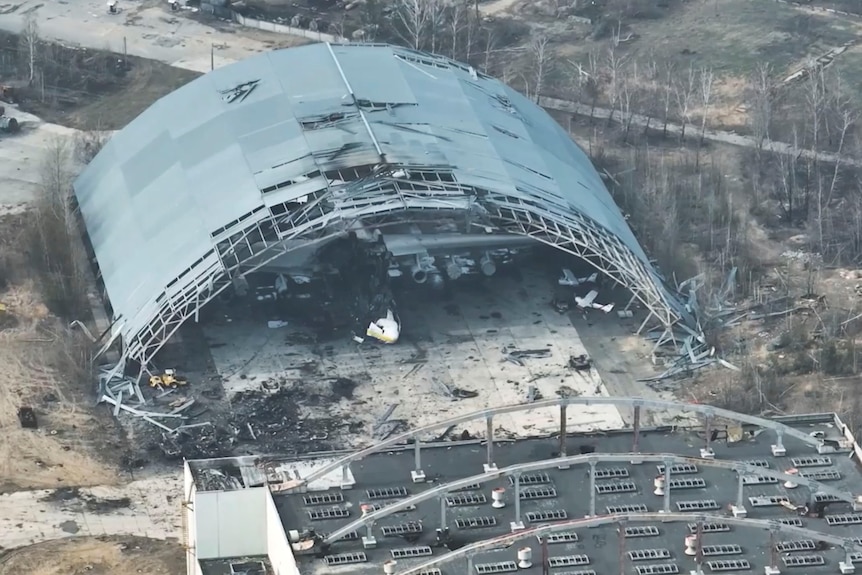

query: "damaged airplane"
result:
(250, 220), (532, 344)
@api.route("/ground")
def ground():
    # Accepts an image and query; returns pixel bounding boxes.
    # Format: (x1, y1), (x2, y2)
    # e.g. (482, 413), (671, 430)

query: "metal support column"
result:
(736, 474), (745, 508)
(541, 536), (549, 575)
(589, 462), (597, 516)
(694, 521), (704, 575)
(843, 545), (855, 571)
(770, 530), (778, 571)
(439, 495), (447, 530)
(772, 431), (786, 457)
(704, 415), (712, 451)
(411, 439), (425, 483)
(341, 464), (354, 489)
(467, 555), (474, 575)
(512, 474), (524, 530)
(618, 521), (627, 575)
(632, 405), (641, 453)
(559, 405), (568, 458)
(485, 416), (496, 471)
(663, 461), (672, 513)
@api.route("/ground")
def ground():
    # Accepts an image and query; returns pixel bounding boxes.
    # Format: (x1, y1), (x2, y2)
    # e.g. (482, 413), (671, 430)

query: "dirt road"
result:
(0, 474), (182, 549)
(540, 96), (862, 168)
(0, 0), (279, 72)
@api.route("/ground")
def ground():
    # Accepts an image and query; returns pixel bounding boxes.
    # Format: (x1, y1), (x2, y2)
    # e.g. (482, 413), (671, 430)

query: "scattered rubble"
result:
(39, 487), (132, 514)
(503, 346), (552, 366)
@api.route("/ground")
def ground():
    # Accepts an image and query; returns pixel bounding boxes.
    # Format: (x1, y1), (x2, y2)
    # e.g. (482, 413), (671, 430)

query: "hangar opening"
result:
(73, 43), (698, 453)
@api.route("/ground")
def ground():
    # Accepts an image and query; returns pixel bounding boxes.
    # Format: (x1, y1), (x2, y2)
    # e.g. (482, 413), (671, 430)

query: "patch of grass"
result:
(629, 0), (857, 75)
(558, 0), (858, 85)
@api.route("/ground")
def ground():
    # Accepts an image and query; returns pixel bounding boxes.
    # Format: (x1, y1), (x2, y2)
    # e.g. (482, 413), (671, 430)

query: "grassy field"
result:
(832, 45), (862, 107)
(553, 0), (859, 96)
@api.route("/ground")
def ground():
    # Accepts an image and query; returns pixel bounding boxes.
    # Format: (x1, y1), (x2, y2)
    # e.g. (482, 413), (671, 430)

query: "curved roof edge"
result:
(73, 42), (695, 364)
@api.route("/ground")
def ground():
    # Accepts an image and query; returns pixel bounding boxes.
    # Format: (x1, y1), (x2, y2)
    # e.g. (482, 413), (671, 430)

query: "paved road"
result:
(0, 474), (182, 549)
(0, 0), (273, 72)
(540, 96), (862, 168)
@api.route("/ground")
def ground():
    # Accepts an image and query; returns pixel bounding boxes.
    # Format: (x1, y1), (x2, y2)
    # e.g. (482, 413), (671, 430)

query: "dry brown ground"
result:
(0, 536), (184, 575)
(0, 215), (120, 491)
(61, 59), (200, 131)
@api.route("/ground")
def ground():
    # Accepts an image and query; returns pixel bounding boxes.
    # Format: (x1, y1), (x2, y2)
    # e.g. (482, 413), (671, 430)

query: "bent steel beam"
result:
(322, 451), (859, 544)
(301, 397), (830, 488)
(395, 512), (862, 575)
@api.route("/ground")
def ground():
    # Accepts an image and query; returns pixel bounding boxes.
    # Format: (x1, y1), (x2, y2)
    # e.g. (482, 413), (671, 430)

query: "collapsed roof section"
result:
(73, 42), (693, 365)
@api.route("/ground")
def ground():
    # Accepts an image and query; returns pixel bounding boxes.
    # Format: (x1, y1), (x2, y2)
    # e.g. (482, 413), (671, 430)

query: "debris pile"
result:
(638, 270), (737, 388)
(638, 266), (830, 390)
(155, 380), (362, 460)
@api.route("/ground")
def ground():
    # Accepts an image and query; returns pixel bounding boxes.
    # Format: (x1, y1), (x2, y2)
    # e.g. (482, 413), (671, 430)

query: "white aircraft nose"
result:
(366, 309), (401, 344)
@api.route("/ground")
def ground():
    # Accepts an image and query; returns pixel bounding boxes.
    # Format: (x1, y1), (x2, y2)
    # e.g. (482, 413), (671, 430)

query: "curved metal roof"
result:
(73, 42), (689, 364)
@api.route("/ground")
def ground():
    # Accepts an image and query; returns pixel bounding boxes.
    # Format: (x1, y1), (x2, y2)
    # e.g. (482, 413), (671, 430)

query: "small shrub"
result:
(73, 130), (110, 165)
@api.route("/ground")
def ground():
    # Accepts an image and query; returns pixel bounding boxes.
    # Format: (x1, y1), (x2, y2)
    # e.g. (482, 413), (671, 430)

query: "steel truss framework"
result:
(106, 166), (691, 367)
(323, 452), (861, 544)
(293, 396), (838, 490)
(395, 513), (862, 575)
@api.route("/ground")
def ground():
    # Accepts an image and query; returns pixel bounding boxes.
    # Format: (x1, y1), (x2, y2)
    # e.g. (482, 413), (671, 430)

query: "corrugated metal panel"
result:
(73, 42), (684, 356)
(332, 44), (417, 105)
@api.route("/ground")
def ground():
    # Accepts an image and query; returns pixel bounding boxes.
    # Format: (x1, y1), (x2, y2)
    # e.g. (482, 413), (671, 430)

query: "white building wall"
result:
(183, 461), (203, 575)
(265, 490), (301, 575)
(195, 488), (268, 559)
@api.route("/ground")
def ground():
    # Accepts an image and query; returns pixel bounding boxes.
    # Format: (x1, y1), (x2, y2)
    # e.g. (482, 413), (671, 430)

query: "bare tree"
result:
(639, 59), (659, 134)
(449, 1), (466, 59)
(749, 62), (774, 154)
(425, 0), (447, 54)
(699, 67), (714, 146)
(396, 0), (430, 50)
(28, 136), (89, 319)
(579, 51), (599, 123)
(661, 61), (675, 138)
(817, 106), (856, 253)
(776, 127), (804, 224)
(73, 129), (110, 165)
(605, 43), (626, 126)
(482, 26), (496, 74)
(805, 66), (826, 171)
(20, 11), (39, 86)
(619, 63), (641, 142)
(673, 63), (697, 142)
(530, 34), (551, 103)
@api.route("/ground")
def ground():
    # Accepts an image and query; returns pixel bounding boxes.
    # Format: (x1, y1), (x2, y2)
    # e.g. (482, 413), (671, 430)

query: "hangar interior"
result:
(72, 42), (695, 377)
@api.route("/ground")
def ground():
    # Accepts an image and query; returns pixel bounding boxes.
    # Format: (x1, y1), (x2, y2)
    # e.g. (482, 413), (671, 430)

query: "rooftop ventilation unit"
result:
(593, 467), (630, 479)
(740, 459), (770, 468)
(706, 559), (751, 572)
(687, 522), (730, 533)
(625, 526), (661, 538)
(324, 552), (368, 566)
(782, 555), (826, 568)
(656, 463), (698, 474)
(790, 456), (832, 467)
(634, 564), (679, 575)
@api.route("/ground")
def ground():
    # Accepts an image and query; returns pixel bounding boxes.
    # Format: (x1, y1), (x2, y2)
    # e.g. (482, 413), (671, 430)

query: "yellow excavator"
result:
(148, 369), (188, 389)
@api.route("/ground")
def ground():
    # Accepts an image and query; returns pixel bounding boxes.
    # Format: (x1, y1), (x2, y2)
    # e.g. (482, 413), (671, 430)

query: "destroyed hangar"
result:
(184, 398), (862, 575)
(72, 42), (693, 369)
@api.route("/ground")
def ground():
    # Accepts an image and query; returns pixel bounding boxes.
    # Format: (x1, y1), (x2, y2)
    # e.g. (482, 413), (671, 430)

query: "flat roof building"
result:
(183, 397), (862, 575)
